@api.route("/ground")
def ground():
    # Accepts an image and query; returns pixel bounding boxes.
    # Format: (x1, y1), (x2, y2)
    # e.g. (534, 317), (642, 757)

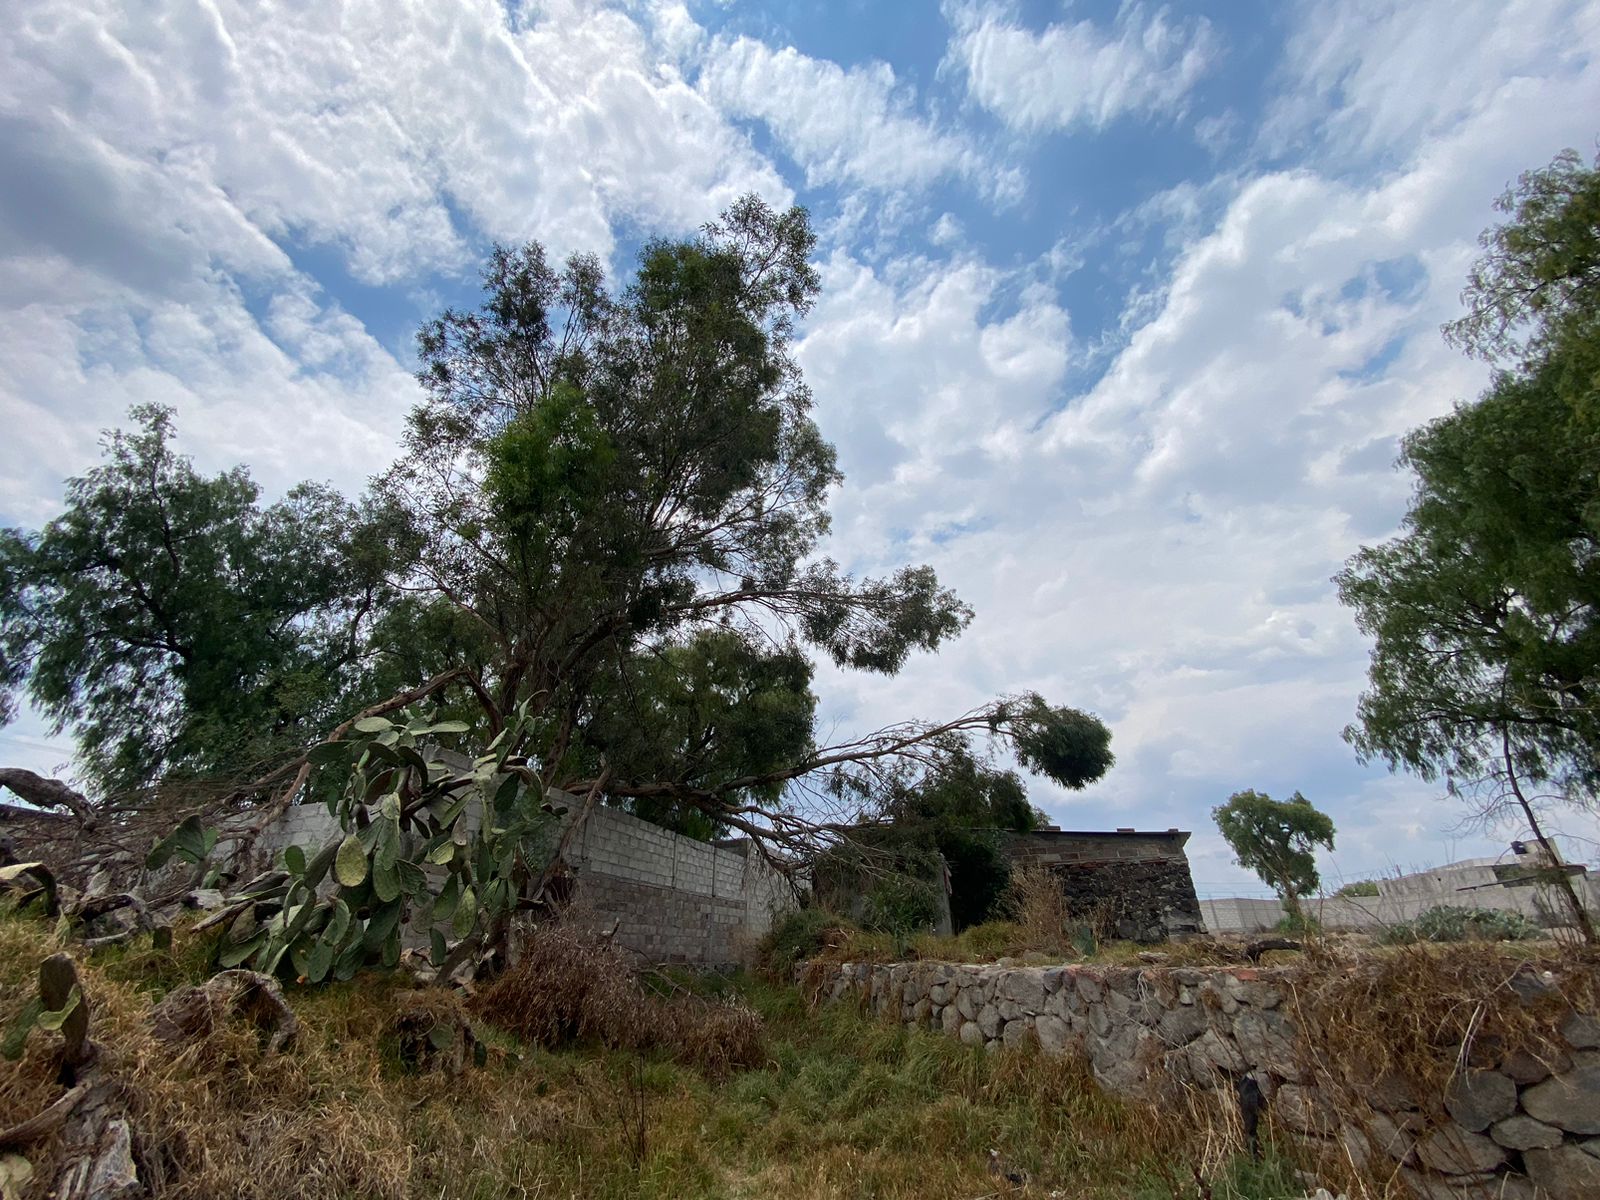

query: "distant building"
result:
(1005, 827), (1205, 942)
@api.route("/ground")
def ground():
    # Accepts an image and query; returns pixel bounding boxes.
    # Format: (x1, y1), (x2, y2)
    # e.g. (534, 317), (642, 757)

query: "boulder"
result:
(1490, 1115), (1564, 1151)
(977, 1002), (1003, 1041)
(996, 971), (1045, 1013)
(1364, 1111), (1423, 1163)
(959, 1020), (984, 1047)
(1561, 1013), (1600, 1051)
(1035, 1013), (1069, 1056)
(1185, 1028), (1247, 1076)
(1525, 1144), (1600, 1200)
(1522, 1066), (1600, 1134)
(1276, 1084), (1335, 1135)
(1001, 1018), (1032, 1048)
(955, 984), (981, 1022)
(1444, 1071), (1518, 1131)
(1233, 1009), (1300, 1080)
(1414, 1126), (1507, 1176)
(1500, 1046), (1568, 1086)
(1156, 1003), (1207, 1047)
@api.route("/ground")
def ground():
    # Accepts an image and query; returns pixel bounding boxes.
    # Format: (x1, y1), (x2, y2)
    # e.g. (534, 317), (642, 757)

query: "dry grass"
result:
(471, 926), (766, 1076)
(0, 906), (1404, 1199)
(1284, 939), (1600, 1197)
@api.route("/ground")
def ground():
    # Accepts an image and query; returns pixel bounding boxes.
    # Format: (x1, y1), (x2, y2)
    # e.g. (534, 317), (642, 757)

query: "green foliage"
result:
(206, 705), (559, 983)
(1340, 149), (1600, 818)
(582, 629), (817, 836)
(1132, 1149), (1303, 1200)
(380, 195), (1106, 832)
(1380, 905), (1540, 945)
(1273, 911), (1320, 935)
(1335, 879), (1379, 898)
(1446, 147), (1600, 372)
(1, 968), (80, 1061)
(1003, 695), (1117, 790)
(0, 405), (408, 796)
(758, 907), (854, 978)
(836, 739), (1055, 931)
(1212, 789), (1335, 916)
(860, 873), (940, 936)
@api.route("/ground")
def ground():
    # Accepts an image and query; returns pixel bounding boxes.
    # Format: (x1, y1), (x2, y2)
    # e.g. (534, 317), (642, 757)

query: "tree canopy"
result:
(1212, 789), (1335, 918)
(2, 197), (1115, 863)
(844, 738), (1060, 931)
(1337, 149), (1600, 814)
(0, 405), (402, 796)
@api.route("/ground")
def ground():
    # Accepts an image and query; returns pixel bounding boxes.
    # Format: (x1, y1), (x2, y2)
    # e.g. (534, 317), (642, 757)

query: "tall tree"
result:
(1336, 148), (1600, 940)
(0, 405), (404, 797)
(372, 196), (1113, 848)
(1212, 789), (1335, 922)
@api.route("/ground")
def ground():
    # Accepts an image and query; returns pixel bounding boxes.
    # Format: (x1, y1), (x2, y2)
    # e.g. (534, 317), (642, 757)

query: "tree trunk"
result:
(1501, 728), (1597, 945)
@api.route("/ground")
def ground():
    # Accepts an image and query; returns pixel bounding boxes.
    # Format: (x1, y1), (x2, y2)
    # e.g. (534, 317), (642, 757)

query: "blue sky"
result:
(3, 0), (1599, 896)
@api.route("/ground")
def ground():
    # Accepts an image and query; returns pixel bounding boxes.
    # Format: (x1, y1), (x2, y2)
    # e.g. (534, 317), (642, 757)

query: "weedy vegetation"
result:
(0, 903), (1322, 1200)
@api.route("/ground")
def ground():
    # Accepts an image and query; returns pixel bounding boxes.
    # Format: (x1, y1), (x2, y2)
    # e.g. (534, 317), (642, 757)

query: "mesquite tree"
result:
(1337, 149), (1600, 941)
(5, 197), (1115, 973)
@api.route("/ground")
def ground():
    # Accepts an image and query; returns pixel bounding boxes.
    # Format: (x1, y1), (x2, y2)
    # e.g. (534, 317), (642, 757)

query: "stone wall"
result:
(1006, 829), (1204, 941)
(805, 958), (1600, 1199)
(250, 796), (793, 968)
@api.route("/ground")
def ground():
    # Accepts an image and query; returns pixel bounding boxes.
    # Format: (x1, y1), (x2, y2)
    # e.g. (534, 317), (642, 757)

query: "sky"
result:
(3, 0), (1600, 898)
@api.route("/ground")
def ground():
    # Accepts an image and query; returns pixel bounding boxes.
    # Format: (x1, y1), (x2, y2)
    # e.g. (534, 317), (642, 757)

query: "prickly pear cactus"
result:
(201, 700), (563, 983)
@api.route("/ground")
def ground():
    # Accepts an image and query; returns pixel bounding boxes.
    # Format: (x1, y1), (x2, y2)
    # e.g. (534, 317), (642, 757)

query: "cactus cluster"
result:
(171, 702), (564, 983)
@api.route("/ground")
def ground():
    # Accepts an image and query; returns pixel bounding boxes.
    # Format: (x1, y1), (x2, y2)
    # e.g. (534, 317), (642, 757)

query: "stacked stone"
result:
(808, 960), (1600, 1200)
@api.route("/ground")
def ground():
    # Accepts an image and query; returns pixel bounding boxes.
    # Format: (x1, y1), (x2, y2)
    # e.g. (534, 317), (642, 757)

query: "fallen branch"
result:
(0, 769), (97, 831)
(0, 1084), (88, 1148)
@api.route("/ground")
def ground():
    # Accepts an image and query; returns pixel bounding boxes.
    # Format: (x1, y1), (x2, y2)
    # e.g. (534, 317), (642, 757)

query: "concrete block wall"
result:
(564, 804), (792, 966)
(251, 795), (794, 967)
(1201, 880), (1600, 936)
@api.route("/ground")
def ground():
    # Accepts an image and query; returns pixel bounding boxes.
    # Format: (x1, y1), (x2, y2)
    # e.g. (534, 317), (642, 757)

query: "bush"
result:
(1335, 879), (1379, 897)
(1380, 905), (1540, 945)
(473, 926), (764, 1075)
(1274, 910), (1320, 935)
(860, 872), (940, 935)
(758, 907), (855, 977)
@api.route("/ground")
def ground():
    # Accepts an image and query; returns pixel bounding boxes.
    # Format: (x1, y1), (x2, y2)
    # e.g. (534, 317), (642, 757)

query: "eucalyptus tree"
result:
(374, 196), (1113, 848)
(1212, 789), (1335, 923)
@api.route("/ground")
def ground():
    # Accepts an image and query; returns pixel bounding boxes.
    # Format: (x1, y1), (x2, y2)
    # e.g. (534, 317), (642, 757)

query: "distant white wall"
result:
(1201, 874), (1600, 935)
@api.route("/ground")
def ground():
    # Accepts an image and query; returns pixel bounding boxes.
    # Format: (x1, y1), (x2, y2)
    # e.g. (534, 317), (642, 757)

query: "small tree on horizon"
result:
(1212, 789), (1336, 923)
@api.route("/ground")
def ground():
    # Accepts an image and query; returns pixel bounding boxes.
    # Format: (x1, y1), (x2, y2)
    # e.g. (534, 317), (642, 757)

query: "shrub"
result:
(861, 872), (940, 935)
(1335, 879), (1379, 897)
(1274, 911), (1320, 935)
(758, 907), (855, 977)
(473, 926), (765, 1075)
(1380, 904), (1539, 945)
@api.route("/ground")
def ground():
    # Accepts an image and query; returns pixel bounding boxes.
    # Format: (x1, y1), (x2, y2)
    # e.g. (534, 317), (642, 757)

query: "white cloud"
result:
(795, 0), (1600, 891)
(0, 254), (416, 525)
(1266, 0), (1600, 163)
(2, 0), (787, 284)
(698, 34), (1018, 202)
(943, 1), (1218, 133)
(0, 0), (800, 517)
